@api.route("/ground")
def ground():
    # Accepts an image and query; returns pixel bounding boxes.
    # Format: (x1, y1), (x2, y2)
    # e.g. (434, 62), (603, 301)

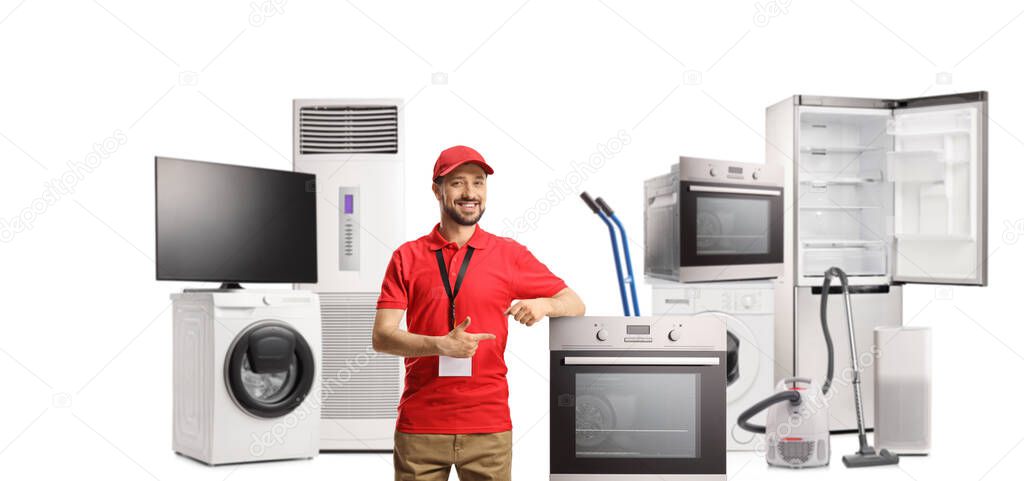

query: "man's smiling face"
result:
(433, 162), (487, 226)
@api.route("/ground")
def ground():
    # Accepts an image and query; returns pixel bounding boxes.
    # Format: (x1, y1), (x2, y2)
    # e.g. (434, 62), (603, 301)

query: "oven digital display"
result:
(728, 166), (743, 174)
(626, 325), (650, 335)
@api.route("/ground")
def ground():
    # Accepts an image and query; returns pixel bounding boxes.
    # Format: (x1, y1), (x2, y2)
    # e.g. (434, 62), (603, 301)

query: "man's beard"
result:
(443, 202), (485, 226)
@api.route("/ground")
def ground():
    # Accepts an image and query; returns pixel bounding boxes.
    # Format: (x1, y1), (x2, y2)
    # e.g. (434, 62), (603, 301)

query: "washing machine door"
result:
(726, 331), (740, 386)
(225, 320), (315, 418)
(725, 318), (761, 405)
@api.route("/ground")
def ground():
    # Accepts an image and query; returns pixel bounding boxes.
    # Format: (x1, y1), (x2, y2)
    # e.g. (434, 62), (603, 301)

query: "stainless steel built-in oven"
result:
(550, 316), (726, 481)
(645, 156), (784, 283)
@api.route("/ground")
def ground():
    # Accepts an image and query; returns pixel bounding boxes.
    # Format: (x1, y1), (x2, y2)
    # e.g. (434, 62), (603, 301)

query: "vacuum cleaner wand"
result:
(595, 197), (640, 317)
(822, 267), (899, 468)
(580, 192), (630, 316)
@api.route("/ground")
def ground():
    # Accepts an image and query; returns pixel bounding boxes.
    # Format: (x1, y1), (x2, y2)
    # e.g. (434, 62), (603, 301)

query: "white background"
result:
(2, 0), (1023, 479)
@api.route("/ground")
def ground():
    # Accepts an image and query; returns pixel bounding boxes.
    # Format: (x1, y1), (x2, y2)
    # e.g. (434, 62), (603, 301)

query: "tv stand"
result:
(183, 283), (244, 293)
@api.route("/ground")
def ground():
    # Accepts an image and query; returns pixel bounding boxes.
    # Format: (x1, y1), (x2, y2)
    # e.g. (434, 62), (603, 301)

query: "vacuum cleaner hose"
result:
(819, 267), (847, 395)
(736, 389), (802, 434)
(736, 268), (845, 436)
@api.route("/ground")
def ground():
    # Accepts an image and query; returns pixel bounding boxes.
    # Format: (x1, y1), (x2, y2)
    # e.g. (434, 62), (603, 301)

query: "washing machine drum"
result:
(226, 320), (316, 418)
(726, 331), (740, 386)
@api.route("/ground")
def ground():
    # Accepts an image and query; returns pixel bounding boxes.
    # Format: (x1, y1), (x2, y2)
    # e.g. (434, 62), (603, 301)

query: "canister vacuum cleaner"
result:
(737, 267), (899, 468)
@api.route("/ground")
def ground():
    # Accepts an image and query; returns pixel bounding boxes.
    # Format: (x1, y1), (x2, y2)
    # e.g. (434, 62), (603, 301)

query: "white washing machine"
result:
(651, 280), (775, 451)
(172, 290), (321, 465)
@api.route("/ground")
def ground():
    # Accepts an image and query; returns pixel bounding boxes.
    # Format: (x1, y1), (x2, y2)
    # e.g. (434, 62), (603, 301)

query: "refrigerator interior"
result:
(797, 107), (893, 282)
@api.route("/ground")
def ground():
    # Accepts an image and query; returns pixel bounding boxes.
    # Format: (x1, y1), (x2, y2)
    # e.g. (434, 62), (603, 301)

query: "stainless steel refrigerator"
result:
(766, 92), (988, 432)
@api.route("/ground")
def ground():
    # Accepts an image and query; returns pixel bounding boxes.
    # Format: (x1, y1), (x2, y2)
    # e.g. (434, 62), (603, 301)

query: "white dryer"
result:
(172, 290), (321, 465)
(651, 280), (775, 451)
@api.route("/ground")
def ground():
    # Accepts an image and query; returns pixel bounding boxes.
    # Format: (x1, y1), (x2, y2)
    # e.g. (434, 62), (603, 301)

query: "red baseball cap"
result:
(433, 145), (494, 180)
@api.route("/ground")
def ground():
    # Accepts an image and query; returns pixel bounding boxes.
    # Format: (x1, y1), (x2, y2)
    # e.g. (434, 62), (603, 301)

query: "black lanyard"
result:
(435, 246), (476, 331)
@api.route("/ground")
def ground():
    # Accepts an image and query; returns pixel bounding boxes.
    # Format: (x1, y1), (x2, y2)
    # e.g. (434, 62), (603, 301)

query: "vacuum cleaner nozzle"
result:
(842, 439), (899, 468)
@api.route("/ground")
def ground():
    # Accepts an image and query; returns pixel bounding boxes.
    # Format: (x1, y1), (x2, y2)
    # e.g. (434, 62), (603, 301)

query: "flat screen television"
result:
(155, 156), (317, 286)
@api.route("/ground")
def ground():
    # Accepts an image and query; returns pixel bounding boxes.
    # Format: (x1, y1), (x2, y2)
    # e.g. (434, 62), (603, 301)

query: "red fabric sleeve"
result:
(377, 250), (408, 310)
(512, 245), (568, 300)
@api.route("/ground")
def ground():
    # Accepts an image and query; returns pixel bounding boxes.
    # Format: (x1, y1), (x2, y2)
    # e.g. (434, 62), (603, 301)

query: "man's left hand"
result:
(504, 299), (552, 327)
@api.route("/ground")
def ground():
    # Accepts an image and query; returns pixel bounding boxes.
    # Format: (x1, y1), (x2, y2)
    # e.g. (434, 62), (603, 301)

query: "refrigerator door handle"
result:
(688, 185), (781, 196)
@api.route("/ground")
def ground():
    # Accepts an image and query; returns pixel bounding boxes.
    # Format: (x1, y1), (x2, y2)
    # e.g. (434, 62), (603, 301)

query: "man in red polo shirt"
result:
(372, 145), (585, 481)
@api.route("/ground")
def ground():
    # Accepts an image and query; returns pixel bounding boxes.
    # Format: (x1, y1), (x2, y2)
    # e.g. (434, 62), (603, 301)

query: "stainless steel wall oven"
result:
(550, 316), (726, 481)
(645, 157), (784, 283)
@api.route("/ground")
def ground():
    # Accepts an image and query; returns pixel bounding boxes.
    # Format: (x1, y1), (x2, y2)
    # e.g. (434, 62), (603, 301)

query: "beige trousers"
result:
(393, 430), (512, 481)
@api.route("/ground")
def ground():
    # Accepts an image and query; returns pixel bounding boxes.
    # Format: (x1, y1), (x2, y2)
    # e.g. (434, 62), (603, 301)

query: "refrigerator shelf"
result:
(799, 176), (882, 185)
(888, 150), (968, 184)
(800, 205), (881, 210)
(889, 150), (969, 163)
(697, 234), (766, 239)
(888, 113), (972, 137)
(800, 145), (883, 155)
(802, 239), (887, 248)
(802, 245), (888, 277)
(895, 234), (974, 242)
(889, 128), (970, 137)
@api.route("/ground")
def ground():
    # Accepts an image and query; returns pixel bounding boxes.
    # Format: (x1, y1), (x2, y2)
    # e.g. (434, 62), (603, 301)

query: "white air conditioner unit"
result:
(293, 98), (405, 451)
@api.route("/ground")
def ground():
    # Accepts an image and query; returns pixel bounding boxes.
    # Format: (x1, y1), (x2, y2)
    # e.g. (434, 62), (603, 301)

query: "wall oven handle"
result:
(562, 356), (720, 366)
(688, 185), (781, 196)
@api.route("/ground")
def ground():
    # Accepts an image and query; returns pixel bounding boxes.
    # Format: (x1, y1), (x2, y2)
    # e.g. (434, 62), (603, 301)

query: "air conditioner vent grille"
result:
(318, 292), (401, 420)
(299, 105), (398, 154)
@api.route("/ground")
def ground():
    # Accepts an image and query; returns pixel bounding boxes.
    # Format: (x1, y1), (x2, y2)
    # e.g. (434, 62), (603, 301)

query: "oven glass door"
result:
(680, 182), (783, 267)
(550, 351), (725, 475)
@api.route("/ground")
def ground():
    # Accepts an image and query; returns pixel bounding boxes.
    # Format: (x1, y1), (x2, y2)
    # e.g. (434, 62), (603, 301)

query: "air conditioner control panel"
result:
(339, 186), (360, 271)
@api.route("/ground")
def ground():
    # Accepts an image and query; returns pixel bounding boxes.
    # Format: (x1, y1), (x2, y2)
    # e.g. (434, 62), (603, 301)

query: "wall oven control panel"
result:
(679, 156), (783, 186)
(551, 316), (725, 351)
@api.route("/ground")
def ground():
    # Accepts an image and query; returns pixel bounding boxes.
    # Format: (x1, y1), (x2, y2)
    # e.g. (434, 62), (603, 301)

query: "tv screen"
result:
(155, 157), (317, 284)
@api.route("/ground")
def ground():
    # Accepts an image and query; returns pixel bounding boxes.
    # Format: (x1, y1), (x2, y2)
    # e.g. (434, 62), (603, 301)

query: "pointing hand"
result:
(438, 316), (496, 358)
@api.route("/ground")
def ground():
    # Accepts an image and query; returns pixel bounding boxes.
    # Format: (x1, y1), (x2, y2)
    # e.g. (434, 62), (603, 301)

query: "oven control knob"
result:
(668, 329), (681, 342)
(709, 167), (718, 177)
(596, 329), (609, 341)
(752, 170), (760, 180)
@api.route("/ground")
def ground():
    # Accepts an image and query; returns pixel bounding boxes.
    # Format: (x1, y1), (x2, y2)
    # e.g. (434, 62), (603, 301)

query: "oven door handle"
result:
(562, 356), (720, 366)
(688, 185), (781, 196)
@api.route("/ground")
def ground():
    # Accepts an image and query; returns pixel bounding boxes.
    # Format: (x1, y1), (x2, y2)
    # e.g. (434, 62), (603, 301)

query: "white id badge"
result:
(438, 355), (472, 377)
